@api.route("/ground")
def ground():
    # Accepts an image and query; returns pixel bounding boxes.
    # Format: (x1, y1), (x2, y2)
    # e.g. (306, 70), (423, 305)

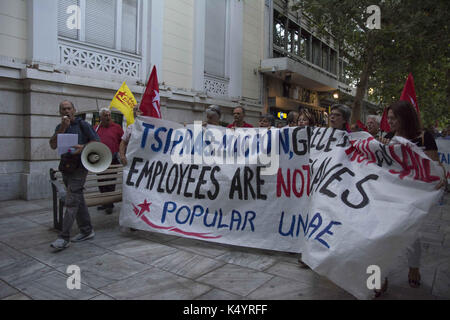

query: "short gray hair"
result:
(366, 114), (381, 124)
(331, 104), (351, 123)
(99, 107), (111, 116)
(206, 105), (221, 118)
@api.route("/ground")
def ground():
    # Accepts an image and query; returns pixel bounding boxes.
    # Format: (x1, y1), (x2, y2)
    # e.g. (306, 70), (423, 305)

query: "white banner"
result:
(120, 117), (443, 299)
(436, 138), (450, 184)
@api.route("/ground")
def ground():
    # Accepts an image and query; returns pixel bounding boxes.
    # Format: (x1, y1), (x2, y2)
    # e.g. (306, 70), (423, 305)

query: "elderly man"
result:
(227, 106), (253, 128)
(366, 115), (381, 138)
(49, 100), (100, 251)
(94, 108), (124, 214)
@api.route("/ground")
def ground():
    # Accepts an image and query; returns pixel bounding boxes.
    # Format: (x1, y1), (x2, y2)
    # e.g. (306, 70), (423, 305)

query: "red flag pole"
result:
(379, 106), (390, 133)
(400, 73), (419, 115)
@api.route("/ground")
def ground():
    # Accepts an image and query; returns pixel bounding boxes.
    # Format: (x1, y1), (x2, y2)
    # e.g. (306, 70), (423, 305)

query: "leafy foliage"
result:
(294, 0), (449, 128)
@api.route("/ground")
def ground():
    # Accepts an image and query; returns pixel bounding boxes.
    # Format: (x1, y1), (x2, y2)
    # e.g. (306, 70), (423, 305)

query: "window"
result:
(300, 30), (310, 60)
(58, 0), (79, 39)
(85, 0), (115, 48)
(92, 112), (123, 127)
(322, 45), (329, 71)
(121, 0), (138, 53)
(288, 23), (300, 56)
(57, 0), (141, 55)
(339, 58), (350, 84)
(204, 0), (228, 78)
(273, 10), (286, 48)
(330, 49), (337, 74)
(312, 37), (321, 66)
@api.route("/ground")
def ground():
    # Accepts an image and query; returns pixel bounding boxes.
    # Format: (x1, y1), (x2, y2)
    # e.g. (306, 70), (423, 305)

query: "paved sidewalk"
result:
(0, 194), (449, 300)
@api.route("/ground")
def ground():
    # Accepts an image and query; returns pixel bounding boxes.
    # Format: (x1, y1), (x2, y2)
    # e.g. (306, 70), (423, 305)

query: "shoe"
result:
(71, 230), (95, 242)
(97, 206), (105, 210)
(408, 268), (421, 288)
(105, 207), (113, 214)
(50, 238), (70, 251)
(374, 277), (388, 298)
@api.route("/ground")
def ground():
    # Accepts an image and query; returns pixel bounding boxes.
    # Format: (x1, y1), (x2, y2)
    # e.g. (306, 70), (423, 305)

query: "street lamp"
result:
(333, 92), (339, 99)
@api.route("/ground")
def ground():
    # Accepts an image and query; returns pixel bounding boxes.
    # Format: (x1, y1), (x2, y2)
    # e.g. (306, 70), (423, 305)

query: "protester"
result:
(119, 106), (142, 166)
(258, 114), (275, 128)
(203, 105), (221, 126)
(49, 100), (100, 251)
(441, 126), (450, 140)
(329, 104), (351, 131)
(287, 111), (299, 127)
(276, 121), (286, 128)
(297, 108), (316, 127)
(227, 106), (253, 128)
(321, 112), (329, 127)
(94, 108), (124, 214)
(293, 108), (316, 268)
(366, 115), (381, 138)
(376, 100), (447, 296)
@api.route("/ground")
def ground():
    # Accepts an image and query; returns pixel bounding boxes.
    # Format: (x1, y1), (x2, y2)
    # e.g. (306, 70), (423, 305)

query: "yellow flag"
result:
(110, 81), (137, 126)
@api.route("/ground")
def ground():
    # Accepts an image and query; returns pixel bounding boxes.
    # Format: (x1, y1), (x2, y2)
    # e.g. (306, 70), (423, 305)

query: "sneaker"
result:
(71, 230), (95, 242)
(50, 238), (70, 251)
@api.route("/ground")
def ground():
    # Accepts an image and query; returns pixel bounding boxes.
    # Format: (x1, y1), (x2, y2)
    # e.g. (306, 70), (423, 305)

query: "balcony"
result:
(58, 38), (142, 79)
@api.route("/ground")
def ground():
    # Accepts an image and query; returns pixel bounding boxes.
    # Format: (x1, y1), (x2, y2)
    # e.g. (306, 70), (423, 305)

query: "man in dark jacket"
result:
(49, 100), (100, 251)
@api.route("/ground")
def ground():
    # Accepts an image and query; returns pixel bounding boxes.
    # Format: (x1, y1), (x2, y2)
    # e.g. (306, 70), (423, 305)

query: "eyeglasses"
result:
(330, 113), (342, 117)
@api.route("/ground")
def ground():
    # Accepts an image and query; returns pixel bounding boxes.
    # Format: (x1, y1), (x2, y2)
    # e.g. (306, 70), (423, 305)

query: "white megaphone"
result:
(81, 142), (112, 173)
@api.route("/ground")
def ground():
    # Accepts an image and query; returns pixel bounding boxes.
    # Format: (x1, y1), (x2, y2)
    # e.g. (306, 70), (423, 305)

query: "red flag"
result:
(356, 120), (368, 132)
(400, 73), (419, 115)
(139, 66), (162, 118)
(345, 122), (351, 132)
(380, 107), (390, 132)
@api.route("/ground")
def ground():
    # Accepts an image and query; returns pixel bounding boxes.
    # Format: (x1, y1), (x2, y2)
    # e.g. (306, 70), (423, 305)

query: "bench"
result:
(49, 164), (123, 231)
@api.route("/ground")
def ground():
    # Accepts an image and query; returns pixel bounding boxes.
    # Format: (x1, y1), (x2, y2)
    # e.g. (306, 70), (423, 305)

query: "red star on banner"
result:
(138, 199), (152, 217)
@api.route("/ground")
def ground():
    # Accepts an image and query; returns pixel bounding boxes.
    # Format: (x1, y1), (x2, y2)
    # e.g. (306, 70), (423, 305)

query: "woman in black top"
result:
(377, 100), (446, 295)
(382, 101), (439, 158)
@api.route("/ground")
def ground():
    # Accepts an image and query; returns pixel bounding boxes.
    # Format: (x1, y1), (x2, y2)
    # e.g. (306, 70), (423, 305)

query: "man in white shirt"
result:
(119, 106), (141, 166)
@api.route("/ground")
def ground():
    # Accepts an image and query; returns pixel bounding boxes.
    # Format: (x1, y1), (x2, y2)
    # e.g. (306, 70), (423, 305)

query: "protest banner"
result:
(120, 116), (443, 299)
(436, 138), (450, 184)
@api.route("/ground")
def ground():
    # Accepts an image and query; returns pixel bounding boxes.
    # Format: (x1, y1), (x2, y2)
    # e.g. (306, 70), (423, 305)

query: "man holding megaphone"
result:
(49, 100), (100, 251)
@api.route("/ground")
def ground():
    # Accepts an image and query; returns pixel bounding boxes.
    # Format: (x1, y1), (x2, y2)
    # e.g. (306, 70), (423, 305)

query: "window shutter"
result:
(204, 0), (227, 78)
(121, 0), (138, 54)
(58, 0), (79, 39)
(85, 0), (116, 48)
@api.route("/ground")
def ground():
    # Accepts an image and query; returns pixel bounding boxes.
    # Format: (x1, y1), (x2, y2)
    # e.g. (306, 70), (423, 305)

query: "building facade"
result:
(0, 0), (374, 201)
(261, 0), (376, 126)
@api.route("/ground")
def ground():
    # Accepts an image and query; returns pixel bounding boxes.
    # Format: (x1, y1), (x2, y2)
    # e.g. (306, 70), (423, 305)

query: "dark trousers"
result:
(97, 157), (119, 208)
(60, 167), (92, 241)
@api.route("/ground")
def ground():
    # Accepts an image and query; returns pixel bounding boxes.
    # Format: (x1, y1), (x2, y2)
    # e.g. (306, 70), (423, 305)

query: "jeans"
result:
(60, 167), (93, 241)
